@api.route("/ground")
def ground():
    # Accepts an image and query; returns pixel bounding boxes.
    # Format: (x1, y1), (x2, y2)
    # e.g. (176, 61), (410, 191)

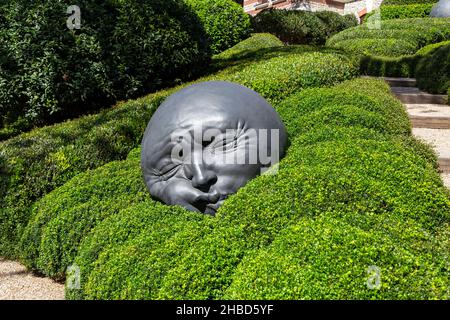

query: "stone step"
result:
(361, 76), (418, 87)
(439, 158), (450, 173)
(391, 87), (447, 105)
(412, 128), (450, 173)
(383, 77), (417, 88)
(406, 104), (450, 129)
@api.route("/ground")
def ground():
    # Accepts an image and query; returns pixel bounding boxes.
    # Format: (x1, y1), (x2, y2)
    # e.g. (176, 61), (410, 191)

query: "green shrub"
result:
(72, 129), (450, 300)
(251, 9), (356, 45)
(382, 0), (437, 5)
(223, 52), (358, 103)
(330, 38), (418, 57)
(184, 0), (251, 54)
(366, 3), (434, 20)
(213, 33), (283, 61)
(0, 0), (210, 137)
(329, 18), (450, 77)
(416, 44), (450, 94)
(313, 11), (358, 39)
(224, 215), (449, 299)
(66, 78), (450, 299)
(327, 18), (450, 57)
(19, 155), (149, 279)
(416, 40), (450, 55)
(360, 40), (450, 77)
(0, 46), (356, 259)
(276, 81), (411, 138)
(66, 199), (214, 300)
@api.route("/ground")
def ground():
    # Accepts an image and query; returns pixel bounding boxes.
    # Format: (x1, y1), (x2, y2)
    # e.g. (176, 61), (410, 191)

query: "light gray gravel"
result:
(443, 173), (450, 190)
(406, 104), (450, 119)
(412, 128), (450, 159)
(0, 259), (64, 300)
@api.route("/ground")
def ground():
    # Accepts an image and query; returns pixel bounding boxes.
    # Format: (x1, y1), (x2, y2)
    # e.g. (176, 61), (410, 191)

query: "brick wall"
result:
(244, 0), (384, 17)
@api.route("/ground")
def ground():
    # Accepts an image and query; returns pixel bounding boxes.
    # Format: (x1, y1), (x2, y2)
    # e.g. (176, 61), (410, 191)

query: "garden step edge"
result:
(391, 87), (447, 104)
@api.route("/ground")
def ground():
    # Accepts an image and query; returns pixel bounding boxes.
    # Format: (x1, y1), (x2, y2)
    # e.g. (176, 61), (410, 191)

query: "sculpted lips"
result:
(204, 194), (229, 215)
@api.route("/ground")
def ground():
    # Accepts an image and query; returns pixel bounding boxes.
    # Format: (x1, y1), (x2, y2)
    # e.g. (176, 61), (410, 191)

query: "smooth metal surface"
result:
(141, 81), (288, 215)
(430, 0), (450, 17)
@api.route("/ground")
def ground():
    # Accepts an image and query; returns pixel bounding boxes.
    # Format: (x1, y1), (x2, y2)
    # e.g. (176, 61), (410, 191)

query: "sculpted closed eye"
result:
(159, 164), (180, 179)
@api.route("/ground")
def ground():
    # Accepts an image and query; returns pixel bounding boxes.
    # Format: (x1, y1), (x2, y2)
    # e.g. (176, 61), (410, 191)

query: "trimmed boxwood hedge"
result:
(327, 18), (450, 57)
(184, 0), (251, 54)
(19, 155), (149, 279)
(382, 0), (437, 4)
(63, 78), (449, 300)
(416, 44), (450, 94)
(365, 3), (434, 20)
(252, 9), (357, 45)
(213, 33), (284, 61)
(360, 40), (450, 77)
(0, 45), (357, 259)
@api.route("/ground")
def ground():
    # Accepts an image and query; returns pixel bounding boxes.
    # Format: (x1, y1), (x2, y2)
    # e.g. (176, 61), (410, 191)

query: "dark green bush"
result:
(314, 11), (358, 38)
(416, 44), (450, 94)
(65, 78), (449, 299)
(251, 9), (356, 45)
(0, 0), (210, 136)
(0, 46), (356, 259)
(213, 33), (283, 61)
(185, 0), (251, 54)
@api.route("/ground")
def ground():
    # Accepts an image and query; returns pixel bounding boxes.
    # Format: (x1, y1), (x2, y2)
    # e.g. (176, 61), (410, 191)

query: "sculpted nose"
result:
(191, 163), (217, 191)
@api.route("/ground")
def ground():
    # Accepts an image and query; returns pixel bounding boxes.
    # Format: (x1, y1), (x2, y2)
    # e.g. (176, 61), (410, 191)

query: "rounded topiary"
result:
(19, 157), (149, 278)
(184, 0), (251, 54)
(251, 9), (357, 45)
(416, 43), (450, 94)
(0, 0), (210, 131)
(252, 9), (327, 45)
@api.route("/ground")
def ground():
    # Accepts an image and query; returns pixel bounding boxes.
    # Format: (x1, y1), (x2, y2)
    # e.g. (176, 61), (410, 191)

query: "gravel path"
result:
(0, 259), (64, 300)
(412, 128), (450, 159)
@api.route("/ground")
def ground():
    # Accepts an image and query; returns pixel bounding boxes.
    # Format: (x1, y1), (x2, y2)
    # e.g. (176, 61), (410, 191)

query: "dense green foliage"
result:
(62, 78), (449, 299)
(19, 156), (148, 279)
(252, 9), (357, 45)
(416, 44), (450, 94)
(213, 33), (284, 61)
(360, 40), (450, 77)
(366, 3), (434, 20)
(1, 44), (357, 259)
(185, 0), (251, 54)
(327, 18), (450, 57)
(0, 0), (211, 138)
(382, 0), (437, 5)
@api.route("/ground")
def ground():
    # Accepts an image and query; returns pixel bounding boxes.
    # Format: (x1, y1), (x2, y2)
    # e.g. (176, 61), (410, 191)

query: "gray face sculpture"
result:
(430, 0), (450, 17)
(141, 81), (287, 215)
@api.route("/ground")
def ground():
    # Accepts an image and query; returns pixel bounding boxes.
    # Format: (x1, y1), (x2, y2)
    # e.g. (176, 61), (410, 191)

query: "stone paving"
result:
(389, 78), (450, 189)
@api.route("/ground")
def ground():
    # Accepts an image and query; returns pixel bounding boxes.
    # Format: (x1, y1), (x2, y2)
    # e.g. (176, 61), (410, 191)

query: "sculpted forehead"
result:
(144, 81), (284, 145)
